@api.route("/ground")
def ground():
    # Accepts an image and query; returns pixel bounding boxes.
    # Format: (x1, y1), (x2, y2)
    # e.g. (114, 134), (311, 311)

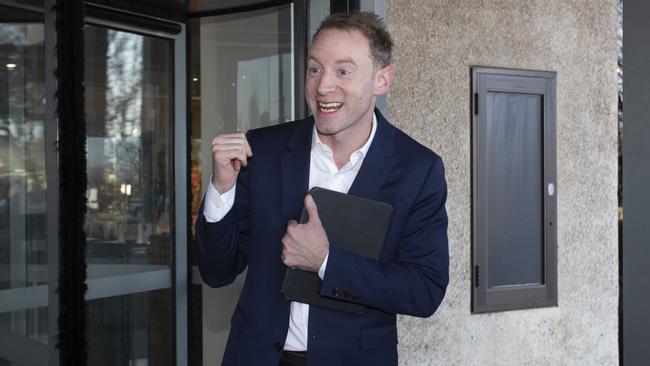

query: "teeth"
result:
(318, 102), (342, 112)
(319, 102), (341, 107)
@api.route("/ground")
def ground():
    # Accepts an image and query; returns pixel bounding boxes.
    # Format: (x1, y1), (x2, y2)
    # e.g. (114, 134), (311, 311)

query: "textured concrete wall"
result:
(386, 1), (619, 365)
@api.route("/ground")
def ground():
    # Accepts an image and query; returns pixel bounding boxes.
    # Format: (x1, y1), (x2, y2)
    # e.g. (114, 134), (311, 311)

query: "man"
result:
(196, 11), (449, 366)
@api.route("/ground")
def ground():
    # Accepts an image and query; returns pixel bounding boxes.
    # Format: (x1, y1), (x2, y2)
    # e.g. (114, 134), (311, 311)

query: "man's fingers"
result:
(304, 194), (320, 224)
(212, 132), (246, 142)
(214, 147), (249, 168)
(280, 235), (293, 267)
(212, 133), (251, 152)
(212, 142), (248, 151)
(243, 136), (253, 157)
(212, 135), (252, 163)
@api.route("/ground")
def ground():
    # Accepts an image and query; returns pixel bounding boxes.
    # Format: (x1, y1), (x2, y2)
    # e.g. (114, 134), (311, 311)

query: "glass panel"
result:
(0, 6), (48, 365)
(0, 307), (48, 342)
(0, 306), (48, 366)
(198, 4), (294, 133)
(84, 25), (173, 269)
(308, 0), (330, 43)
(486, 91), (544, 287)
(84, 24), (174, 365)
(86, 289), (173, 366)
(189, 4), (298, 365)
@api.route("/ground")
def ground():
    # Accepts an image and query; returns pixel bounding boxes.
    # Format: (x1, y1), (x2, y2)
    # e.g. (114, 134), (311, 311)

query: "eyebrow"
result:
(307, 56), (358, 67)
(335, 58), (357, 66)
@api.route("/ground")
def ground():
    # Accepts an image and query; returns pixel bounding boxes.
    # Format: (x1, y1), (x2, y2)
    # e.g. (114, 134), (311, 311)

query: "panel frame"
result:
(82, 13), (189, 365)
(471, 67), (557, 313)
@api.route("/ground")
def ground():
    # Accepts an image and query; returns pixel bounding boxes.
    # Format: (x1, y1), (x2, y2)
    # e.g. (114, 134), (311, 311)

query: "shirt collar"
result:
(311, 113), (378, 163)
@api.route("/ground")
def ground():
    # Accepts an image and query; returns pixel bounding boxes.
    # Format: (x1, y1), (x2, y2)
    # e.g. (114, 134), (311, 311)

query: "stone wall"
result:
(386, 1), (619, 364)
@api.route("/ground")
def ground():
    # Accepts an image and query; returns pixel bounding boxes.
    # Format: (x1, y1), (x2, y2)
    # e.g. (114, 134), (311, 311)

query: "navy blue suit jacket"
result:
(195, 110), (449, 366)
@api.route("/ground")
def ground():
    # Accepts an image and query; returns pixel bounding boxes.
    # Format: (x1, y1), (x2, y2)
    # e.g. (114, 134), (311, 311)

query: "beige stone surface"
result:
(386, 1), (619, 365)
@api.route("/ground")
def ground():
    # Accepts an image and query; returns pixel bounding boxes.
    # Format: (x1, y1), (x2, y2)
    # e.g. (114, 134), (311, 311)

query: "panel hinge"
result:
(474, 265), (480, 287)
(474, 93), (479, 115)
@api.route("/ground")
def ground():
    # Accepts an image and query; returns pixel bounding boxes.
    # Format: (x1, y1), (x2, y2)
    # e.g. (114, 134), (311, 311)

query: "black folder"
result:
(280, 187), (393, 314)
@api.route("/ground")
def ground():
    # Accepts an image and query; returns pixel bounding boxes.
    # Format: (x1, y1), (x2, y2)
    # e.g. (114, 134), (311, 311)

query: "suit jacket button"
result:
(273, 342), (283, 352)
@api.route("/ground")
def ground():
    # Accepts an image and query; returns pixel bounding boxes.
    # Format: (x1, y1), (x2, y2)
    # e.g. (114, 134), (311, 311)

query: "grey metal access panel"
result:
(472, 67), (557, 313)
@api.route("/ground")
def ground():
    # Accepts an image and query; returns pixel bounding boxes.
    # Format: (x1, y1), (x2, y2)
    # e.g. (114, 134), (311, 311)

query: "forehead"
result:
(308, 28), (372, 62)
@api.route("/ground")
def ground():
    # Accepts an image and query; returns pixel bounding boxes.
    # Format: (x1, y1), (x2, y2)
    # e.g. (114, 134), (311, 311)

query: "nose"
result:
(316, 70), (336, 96)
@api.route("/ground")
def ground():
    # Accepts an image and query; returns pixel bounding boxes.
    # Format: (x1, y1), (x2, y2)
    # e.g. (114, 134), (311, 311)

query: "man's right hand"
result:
(211, 132), (253, 194)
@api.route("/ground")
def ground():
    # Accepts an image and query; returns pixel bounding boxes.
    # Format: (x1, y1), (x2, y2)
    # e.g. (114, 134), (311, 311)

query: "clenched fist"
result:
(211, 132), (253, 194)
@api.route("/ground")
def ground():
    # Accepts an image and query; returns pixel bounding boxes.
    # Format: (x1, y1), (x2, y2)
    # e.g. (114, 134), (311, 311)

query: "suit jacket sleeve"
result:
(320, 156), (449, 317)
(195, 165), (251, 288)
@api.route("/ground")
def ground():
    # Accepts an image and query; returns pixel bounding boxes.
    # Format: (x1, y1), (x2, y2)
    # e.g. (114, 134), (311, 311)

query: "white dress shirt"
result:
(203, 114), (378, 351)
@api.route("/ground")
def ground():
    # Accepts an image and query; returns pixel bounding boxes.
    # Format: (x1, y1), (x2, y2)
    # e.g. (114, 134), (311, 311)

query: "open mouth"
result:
(317, 101), (343, 113)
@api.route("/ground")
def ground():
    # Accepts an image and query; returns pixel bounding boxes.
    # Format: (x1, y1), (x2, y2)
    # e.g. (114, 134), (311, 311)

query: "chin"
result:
(313, 122), (334, 135)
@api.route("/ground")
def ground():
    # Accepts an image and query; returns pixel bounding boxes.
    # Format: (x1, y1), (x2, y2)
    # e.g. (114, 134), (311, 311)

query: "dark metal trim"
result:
(471, 66), (557, 79)
(330, 0), (360, 13)
(0, 0), (42, 12)
(294, 0), (308, 119)
(188, 0), (293, 18)
(85, 2), (182, 34)
(0, 3), (42, 21)
(54, 0), (88, 363)
(172, 22), (189, 366)
(44, 1), (60, 365)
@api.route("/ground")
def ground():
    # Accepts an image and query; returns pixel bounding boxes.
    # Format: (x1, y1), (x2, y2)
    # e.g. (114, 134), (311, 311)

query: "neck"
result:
(318, 113), (374, 169)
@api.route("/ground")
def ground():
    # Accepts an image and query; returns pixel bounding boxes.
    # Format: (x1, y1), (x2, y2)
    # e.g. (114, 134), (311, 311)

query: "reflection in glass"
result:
(85, 25), (172, 267)
(0, 19), (46, 289)
(84, 25), (174, 366)
(0, 7), (48, 361)
(86, 290), (173, 366)
(198, 5), (295, 135)
(189, 5), (296, 364)
(190, 4), (295, 225)
(308, 0), (330, 43)
(0, 306), (48, 365)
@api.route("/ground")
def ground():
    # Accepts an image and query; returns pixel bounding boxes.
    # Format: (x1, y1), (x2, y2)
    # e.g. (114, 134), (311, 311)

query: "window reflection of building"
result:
(0, 14), (48, 355)
(84, 25), (173, 366)
(85, 26), (171, 247)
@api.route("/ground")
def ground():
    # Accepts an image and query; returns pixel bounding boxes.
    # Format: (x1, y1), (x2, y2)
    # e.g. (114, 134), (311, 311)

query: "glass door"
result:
(0, 4), (49, 366)
(82, 13), (187, 366)
(189, 1), (331, 363)
(189, 3), (299, 364)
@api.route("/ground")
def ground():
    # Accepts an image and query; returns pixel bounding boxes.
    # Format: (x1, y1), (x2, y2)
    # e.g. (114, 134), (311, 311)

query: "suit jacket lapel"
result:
(281, 117), (313, 222)
(348, 109), (396, 200)
(280, 111), (395, 218)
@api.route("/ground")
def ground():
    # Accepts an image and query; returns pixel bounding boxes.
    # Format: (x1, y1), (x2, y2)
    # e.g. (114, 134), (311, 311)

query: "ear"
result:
(373, 64), (393, 96)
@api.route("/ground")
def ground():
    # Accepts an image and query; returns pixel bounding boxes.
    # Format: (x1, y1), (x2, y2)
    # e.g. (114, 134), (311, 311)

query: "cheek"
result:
(305, 77), (319, 93)
(349, 83), (369, 101)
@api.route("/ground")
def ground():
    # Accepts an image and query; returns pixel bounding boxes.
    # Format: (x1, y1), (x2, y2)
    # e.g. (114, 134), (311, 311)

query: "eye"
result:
(338, 69), (351, 77)
(308, 66), (321, 75)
